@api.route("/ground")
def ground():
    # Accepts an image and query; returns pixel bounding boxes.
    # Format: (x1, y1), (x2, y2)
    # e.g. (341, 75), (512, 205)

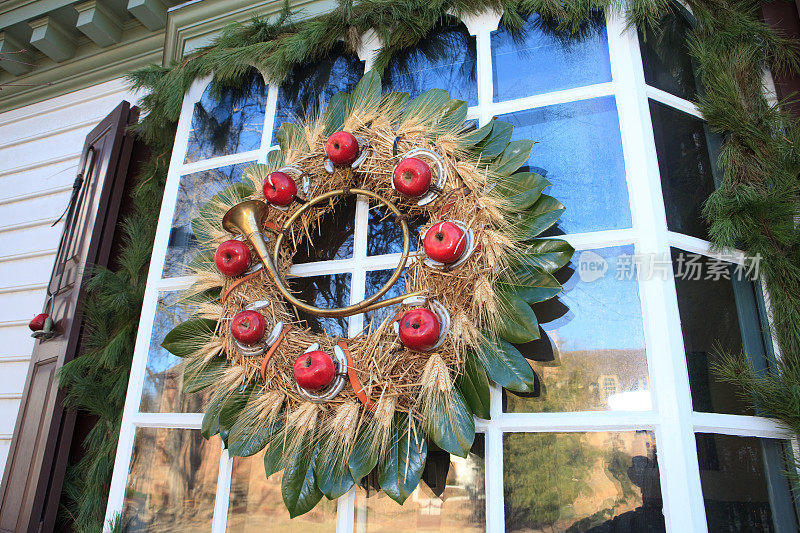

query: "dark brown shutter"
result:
(0, 102), (139, 533)
(761, 1), (800, 117)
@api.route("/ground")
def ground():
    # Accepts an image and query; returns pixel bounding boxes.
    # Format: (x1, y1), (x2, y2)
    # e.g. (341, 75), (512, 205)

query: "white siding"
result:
(0, 78), (138, 478)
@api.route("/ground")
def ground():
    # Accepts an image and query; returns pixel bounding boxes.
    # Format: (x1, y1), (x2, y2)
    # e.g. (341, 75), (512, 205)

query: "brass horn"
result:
(222, 190), (423, 318)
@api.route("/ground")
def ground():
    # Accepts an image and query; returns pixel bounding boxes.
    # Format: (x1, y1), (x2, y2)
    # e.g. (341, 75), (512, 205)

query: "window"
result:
(106, 6), (797, 532)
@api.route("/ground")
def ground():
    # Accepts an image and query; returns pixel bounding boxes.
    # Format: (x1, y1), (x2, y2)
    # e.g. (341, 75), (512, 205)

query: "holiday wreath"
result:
(161, 70), (572, 515)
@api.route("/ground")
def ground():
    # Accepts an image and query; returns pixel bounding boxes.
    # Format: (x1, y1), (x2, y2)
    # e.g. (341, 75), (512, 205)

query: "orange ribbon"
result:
(339, 340), (375, 411)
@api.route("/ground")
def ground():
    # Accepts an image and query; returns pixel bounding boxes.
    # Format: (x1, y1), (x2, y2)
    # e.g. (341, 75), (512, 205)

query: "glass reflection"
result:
(367, 201), (427, 256)
(672, 249), (770, 415)
(287, 273), (351, 338)
(696, 434), (798, 531)
(227, 449), (337, 532)
(504, 431), (663, 531)
(383, 16), (477, 105)
(499, 97), (631, 235)
(491, 13), (611, 102)
(140, 291), (207, 413)
(354, 435), (485, 532)
(185, 71), (267, 163)
(292, 196), (355, 264)
(271, 42), (364, 145)
(650, 100), (722, 240)
(364, 269), (407, 330)
(163, 163), (254, 278)
(122, 428), (219, 532)
(505, 246), (650, 413)
(638, 4), (699, 101)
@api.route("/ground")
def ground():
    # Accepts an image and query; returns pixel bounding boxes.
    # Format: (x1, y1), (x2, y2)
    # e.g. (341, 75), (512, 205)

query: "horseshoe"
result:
(260, 324), (293, 382)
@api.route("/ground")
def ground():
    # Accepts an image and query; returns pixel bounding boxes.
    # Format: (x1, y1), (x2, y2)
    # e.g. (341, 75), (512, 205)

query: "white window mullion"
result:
(211, 451), (233, 533)
(485, 384), (505, 533)
(103, 76), (210, 531)
(460, 10), (500, 127)
(606, 13), (707, 532)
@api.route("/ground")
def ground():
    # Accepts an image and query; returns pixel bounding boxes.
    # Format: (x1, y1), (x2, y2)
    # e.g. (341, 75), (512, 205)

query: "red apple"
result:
(293, 350), (336, 390)
(29, 313), (49, 332)
(423, 222), (466, 264)
(215, 240), (251, 277)
(326, 131), (359, 165)
(263, 171), (297, 206)
(393, 157), (432, 197)
(231, 310), (266, 345)
(398, 308), (440, 351)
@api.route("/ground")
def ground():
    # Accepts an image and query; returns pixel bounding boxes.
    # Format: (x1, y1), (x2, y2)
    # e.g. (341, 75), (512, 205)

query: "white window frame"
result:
(104, 7), (793, 533)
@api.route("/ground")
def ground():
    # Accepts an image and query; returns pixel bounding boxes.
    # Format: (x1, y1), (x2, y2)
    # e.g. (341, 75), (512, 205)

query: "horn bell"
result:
(222, 200), (268, 238)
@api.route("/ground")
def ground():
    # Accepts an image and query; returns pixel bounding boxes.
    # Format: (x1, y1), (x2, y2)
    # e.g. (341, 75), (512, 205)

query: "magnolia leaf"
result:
(266, 148), (286, 170)
(183, 355), (227, 393)
(228, 407), (284, 457)
(401, 88), (450, 125)
(218, 387), (253, 449)
(492, 172), (551, 212)
(510, 194), (565, 240)
(346, 69), (381, 118)
(479, 335), (536, 393)
(162, 319), (217, 357)
(425, 388), (475, 458)
(348, 424), (379, 483)
(459, 121), (493, 147)
(518, 239), (575, 274)
(314, 438), (356, 499)
(495, 293), (540, 344)
(381, 91), (410, 110)
(323, 91), (349, 135)
(474, 120), (513, 159)
(187, 248), (215, 272)
(277, 122), (307, 152)
(498, 268), (562, 305)
(455, 350), (491, 420)
(263, 436), (288, 478)
(491, 140), (534, 176)
(437, 100), (468, 132)
(282, 443), (323, 518)
(201, 391), (226, 439)
(378, 414), (427, 504)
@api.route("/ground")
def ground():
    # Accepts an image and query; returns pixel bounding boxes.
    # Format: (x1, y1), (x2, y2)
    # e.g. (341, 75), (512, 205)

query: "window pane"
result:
(122, 428), (220, 531)
(292, 195), (355, 264)
(354, 434), (485, 531)
(227, 448), (337, 532)
(638, 5), (698, 101)
(696, 434), (798, 531)
(284, 196), (356, 265)
(491, 13), (612, 102)
(499, 97), (631, 234)
(505, 246), (650, 413)
(185, 71), (267, 163)
(367, 201), (427, 256)
(140, 291), (207, 413)
(287, 273), (351, 338)
(650, 99), (722, 240)
(383, 17), (477, 106)
(364, 268), (407, 330)
(672, 249), (769, 415)
(163, 163), (255, 278)
(504, 431), (663, 531)
(271, 42), (364, 145)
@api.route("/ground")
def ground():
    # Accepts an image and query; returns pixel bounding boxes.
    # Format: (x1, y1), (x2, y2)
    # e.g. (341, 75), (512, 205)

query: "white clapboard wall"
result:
(0, 78), (138, 479)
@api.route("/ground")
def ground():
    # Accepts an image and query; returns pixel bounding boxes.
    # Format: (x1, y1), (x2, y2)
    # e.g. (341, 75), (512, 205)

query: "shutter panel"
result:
(0, 101), (140, 533)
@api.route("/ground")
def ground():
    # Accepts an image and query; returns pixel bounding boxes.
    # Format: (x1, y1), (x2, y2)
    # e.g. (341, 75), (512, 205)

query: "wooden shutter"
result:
(0, 102), (139, 533)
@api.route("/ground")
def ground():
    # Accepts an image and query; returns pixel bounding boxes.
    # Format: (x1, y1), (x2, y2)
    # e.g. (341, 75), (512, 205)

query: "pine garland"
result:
(57, 146), (171, 532)
(56, 0), (800, 530)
